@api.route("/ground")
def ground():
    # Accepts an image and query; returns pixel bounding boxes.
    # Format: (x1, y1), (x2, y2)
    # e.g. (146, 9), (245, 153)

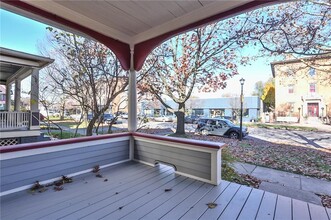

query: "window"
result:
(309, 68), (315, 77)
(288, 85), (294, 94)
(243, 109), (249, 117)
(309, 83), (316, 93)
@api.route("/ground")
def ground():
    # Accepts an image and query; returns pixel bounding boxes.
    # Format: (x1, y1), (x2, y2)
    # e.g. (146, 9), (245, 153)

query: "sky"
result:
(0, 9), (274, 98)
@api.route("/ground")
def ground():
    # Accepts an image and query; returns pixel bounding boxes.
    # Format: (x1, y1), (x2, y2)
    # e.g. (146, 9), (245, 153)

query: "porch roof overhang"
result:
(2, 0), (282, 71)
(0, 47), (54, 84)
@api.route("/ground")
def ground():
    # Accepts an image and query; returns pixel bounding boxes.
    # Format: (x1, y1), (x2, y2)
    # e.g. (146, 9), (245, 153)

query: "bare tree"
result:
(139, 19), (254, 135)
(42, 28), (129, 136)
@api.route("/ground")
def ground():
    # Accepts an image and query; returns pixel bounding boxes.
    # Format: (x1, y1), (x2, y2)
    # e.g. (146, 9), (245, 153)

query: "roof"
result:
(270, 55), (331, 77)
(2, 0), (282, 70)
(164, 96), (260, 109)
(0, 47), (54, 84)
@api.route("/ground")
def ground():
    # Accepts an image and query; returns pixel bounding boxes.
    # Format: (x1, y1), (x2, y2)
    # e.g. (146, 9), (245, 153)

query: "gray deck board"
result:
(199, 183), (241, 220)
(218, 185), (252, 219)
(274, 195), (292, 220)
(34, 166), (175, 220)
(179, 181), (231, 220)
(160, 183), (214, 220)
(309, 203), (329, 220)
(1, 161), (329, 220)
(120, 178), (195, 220)
(256, 191), (277, 220)
(237, 188), (264, 220)
(292, 199), (311, 220)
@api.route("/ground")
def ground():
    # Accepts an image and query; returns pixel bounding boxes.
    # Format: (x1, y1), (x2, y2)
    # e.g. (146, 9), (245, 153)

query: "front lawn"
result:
(187, 134), (331, 181)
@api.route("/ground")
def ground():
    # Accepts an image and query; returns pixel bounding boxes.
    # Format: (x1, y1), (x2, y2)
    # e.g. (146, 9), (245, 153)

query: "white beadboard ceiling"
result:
(3, 0), (253, 45)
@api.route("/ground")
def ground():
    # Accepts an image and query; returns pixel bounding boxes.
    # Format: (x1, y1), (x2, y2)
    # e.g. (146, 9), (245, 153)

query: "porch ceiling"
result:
(1, 0), (281, 70)
(0, 47), (54, 84)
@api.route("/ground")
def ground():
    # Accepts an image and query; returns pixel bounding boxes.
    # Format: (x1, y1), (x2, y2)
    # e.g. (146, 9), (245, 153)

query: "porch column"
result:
(128, 47), (137, 132)
(14, 79), (21, 111)
(30, 69), (39, 111)
(5, 83), (12, 111)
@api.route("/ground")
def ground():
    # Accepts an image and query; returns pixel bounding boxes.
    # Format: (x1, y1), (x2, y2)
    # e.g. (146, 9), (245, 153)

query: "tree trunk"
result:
(175, 103), (185, 135)
(86, 117), (98, 136)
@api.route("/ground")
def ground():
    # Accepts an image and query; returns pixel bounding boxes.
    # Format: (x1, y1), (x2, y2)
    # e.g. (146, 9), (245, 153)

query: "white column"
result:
(128, 46), (137, 132)
(14, 79), (21, 111)
(5, 83), (12, 111)
(30, 69), (39, 111)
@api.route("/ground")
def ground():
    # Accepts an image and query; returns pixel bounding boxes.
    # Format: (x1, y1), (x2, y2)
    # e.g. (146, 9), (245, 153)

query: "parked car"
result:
(101, 113), (115, 124)
(154, 115), (174, 122)
(120, 113), (128, 119)
(184, 115), (200, 124)
(87, 113), (116, 124)
(196, 118), (248, 139)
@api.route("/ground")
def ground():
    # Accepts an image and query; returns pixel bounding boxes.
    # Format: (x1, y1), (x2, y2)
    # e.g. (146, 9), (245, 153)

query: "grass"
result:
(244, 123), (318, 131)
(48, 131), (83, 139)
(221, 147), (260, 188)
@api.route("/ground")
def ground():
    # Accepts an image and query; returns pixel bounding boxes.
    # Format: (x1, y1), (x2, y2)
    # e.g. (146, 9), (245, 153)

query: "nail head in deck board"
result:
(218, 185), (252, 219)
(274, 195), (292, 220)
(292, 199), (311, 220)
(199, 182), (241, 220)
(159, 183), (214, 220)
(179, 181), (231, 220)
(255, 191), (277, 220)
(308, 203), (329, 220)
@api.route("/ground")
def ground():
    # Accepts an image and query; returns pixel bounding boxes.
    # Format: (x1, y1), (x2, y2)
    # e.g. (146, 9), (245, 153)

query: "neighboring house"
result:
(140, 96), (261, 122)
(0, 47), (54, 146)
(271, 56), (331, 122)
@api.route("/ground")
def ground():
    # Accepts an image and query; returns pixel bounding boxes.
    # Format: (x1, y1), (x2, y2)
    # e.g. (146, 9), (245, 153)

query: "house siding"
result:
(134, 140), (212, 181)
(1, 140), (129, 192)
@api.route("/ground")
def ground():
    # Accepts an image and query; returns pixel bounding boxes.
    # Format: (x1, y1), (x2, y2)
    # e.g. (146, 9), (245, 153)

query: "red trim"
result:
(134, 0), (280, 70)
(0, 132), (225, 153)
(0, 132), (131, 153)
(2, 0), (131, 70)
(132, 132), (224, 149)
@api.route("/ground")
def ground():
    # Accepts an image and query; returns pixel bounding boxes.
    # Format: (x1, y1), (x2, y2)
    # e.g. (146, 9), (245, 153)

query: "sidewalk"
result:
(232, 162), (331, 206)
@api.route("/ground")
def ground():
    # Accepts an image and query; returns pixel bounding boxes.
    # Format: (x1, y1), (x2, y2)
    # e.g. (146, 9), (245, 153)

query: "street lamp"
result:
(239, 78), (245, 141)
(298, 107), (301, 123)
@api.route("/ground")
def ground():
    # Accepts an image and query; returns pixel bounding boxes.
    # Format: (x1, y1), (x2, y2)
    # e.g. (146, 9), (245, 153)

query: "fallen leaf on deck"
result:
(207, 202), (217, 209)
(92, 165), (100, 173)
(54, 186), (64, 191)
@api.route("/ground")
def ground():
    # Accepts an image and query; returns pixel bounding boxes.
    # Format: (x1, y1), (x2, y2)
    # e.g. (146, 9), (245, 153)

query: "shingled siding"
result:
(134, 140), (213, 182)
(1, 139), (129, 193)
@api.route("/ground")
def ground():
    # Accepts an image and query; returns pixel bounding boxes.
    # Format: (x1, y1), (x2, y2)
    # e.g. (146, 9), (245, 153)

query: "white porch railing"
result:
(0, 112), (31, 131)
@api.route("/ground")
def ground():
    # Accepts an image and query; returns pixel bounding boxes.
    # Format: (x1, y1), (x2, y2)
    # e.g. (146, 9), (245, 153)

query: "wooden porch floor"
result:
(1, 161), (330, 220)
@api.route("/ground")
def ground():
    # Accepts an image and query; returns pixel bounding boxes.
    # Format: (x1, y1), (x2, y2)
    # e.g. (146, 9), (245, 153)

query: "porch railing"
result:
(0, 111), (39, 131)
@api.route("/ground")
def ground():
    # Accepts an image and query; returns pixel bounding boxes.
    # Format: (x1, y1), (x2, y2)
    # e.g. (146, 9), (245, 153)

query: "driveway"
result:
(248, 127), (331, 151)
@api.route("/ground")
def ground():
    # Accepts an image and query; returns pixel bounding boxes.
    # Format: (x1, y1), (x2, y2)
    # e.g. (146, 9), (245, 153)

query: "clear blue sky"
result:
(0, 9), (273, 96)
(0, 9), (47, 55)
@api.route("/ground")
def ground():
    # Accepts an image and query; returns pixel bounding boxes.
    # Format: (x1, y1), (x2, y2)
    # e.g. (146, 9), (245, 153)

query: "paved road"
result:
(53, 120), (331, 150)
(248, 127), (331, 150)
